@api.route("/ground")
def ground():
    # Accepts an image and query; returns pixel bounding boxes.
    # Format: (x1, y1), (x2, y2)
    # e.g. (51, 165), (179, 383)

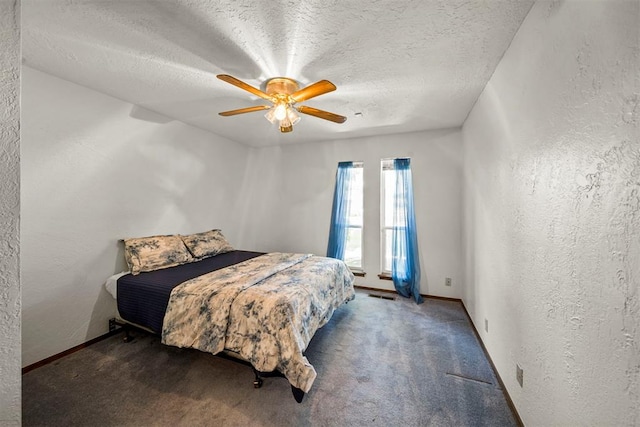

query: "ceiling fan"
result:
(217, 74), (347, 133)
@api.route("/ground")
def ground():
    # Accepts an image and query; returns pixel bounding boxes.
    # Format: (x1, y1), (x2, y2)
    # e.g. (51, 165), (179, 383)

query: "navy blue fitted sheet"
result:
(117, 250), (264, 334)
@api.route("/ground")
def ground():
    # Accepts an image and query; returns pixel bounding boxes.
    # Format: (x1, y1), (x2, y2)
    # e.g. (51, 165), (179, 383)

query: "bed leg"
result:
(122, 324), (133, 343)
(249, 366), (303, 402)
(291, 386), (305, 403)
(108, 317), (134, 343)
(252, 369), (263, 388)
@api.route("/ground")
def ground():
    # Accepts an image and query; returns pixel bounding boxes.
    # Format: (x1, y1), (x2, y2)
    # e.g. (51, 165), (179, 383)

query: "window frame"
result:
(343, 162), (364, 273)
(380, 158), (410, 275)
(380, 160), (392, 275)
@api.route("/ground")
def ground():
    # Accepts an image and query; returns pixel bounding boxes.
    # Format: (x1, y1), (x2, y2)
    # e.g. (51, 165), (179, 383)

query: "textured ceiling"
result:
(22, 0), (534, 147)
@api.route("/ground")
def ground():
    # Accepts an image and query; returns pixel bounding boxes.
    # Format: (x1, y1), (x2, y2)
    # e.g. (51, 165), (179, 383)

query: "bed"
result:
(105, 230), (355, 402)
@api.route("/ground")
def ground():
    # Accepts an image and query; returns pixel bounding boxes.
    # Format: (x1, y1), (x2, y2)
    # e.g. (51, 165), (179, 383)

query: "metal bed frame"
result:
(108, 317), (306, 403)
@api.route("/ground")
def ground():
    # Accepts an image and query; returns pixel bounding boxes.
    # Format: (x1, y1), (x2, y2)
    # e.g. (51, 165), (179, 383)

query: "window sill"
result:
(378, 273), (392, 281)
(351, 270), (366, 277)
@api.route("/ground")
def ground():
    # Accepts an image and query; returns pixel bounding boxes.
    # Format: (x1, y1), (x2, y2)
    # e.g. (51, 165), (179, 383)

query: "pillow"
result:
(123, 234), (193, 275)
(180, 229), (234, 259)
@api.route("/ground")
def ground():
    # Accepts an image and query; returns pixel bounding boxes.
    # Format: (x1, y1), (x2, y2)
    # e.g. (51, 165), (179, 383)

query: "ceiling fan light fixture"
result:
(264, 107), (277, 124)
(279, 114), (293, 132)
(286, 107), (301, 125)
(265, 104), (300, 130)
(274, 103), (288, 121)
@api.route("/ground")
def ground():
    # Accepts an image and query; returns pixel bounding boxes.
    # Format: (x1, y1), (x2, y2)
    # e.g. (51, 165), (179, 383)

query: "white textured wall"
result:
(462, 1), (639, 425)
(238, 129), (464, 299)
(0, 0), (21, 424)
(21, 67), (252, 366)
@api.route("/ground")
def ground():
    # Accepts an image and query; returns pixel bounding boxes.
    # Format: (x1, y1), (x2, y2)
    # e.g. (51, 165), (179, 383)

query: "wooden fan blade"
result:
(217, 74), (273, 101)
(297, 105), (347, 123)
(290, 80), (336, 103)
(218, 105), (271, 116)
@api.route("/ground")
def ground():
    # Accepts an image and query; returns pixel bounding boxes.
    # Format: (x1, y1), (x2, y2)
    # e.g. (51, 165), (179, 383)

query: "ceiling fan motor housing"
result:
(264, 77), (300, 96)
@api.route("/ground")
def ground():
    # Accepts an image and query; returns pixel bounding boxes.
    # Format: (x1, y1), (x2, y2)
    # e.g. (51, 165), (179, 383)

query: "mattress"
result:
(115, 250), (264, 334)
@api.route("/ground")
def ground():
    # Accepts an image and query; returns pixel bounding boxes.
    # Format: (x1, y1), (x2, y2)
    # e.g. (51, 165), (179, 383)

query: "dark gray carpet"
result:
(23, 290), (519, 426)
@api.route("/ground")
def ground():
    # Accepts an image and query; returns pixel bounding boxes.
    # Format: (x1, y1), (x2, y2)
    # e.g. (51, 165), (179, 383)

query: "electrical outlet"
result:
(516, 364), (524, 387)
(445, 277), (452, 286)
(484, 318), (488, 333)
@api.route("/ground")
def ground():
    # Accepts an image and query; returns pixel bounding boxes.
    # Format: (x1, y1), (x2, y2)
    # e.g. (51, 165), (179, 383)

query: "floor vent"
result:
(445, 372), (493, 385)
(368, 293), (396, 301)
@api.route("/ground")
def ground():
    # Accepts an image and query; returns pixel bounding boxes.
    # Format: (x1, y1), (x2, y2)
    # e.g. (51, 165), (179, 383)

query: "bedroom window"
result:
(344, 163), (364, 270)
(380, 158), (422, 303)
(327, 161), (364, 271)
(381, 159), (396, 274)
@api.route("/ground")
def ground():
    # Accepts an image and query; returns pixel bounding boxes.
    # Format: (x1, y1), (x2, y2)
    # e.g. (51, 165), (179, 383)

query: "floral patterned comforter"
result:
(162, 252), (356, 392)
